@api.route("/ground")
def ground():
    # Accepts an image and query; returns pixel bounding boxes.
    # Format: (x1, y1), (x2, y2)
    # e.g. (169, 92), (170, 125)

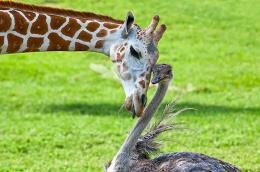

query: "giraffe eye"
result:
(130, 46), (141, 59)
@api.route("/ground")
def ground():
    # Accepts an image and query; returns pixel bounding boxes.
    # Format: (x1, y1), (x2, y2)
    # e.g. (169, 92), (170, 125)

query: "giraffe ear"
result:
(122, 11), (135, 38)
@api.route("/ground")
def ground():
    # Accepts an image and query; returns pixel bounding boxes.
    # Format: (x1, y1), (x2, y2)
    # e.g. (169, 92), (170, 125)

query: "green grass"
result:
(0, 0), (259, 171)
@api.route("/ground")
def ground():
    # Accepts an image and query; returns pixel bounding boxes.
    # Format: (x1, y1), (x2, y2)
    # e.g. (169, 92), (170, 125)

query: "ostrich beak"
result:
(151, 75), (162, 84)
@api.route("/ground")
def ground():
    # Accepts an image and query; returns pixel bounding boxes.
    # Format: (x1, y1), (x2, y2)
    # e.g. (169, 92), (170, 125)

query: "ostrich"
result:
(106, 64), (240, 172)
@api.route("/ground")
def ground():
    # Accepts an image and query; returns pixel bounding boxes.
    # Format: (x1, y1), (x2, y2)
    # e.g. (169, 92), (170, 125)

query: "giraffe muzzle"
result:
(125, 93), (146, 118)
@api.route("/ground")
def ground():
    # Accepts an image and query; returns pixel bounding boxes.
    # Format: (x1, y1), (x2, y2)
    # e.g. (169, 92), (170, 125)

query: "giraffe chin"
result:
(125, 94), (145, 118)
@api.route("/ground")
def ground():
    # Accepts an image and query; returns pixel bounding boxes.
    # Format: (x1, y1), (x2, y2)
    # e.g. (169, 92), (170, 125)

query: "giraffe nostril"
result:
(131, 104), (136, 119)
(141, 94), (147, 106)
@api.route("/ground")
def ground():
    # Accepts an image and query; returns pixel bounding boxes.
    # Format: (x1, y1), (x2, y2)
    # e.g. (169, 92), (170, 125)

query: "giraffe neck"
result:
(0, 2), (123, 55)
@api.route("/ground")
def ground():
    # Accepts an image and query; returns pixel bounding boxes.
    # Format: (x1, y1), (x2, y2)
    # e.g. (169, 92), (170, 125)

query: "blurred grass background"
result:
(0, 0), (259, 171)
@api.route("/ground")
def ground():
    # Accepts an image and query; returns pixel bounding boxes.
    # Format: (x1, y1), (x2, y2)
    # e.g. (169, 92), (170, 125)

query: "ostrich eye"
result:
(130, 46), (141, 59)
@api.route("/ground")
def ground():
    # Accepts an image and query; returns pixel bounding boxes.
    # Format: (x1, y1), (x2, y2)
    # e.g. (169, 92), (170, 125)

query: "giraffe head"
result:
(109, 12), (166, 117)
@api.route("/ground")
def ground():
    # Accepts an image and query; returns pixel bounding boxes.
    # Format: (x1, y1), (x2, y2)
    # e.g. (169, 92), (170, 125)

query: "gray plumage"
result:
(129, 104), (240, 172)
(106, 64), (240, 172)
(130, 152), (240, 172)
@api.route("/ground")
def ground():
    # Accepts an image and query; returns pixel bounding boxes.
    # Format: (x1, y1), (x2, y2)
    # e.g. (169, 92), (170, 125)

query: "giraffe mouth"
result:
(125, 93), (146, 118)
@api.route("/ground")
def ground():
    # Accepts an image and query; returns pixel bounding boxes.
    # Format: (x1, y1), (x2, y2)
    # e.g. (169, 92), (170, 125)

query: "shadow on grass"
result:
(170, 102), (259, 115)
(43, 103), (130, 116)
(42, 102), (260, 116)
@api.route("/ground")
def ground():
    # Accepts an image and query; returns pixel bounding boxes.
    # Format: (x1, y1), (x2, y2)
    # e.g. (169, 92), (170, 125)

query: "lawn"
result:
(0, 0), (259, 171)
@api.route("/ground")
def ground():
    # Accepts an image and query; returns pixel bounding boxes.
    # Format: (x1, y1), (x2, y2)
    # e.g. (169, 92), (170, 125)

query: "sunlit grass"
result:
(0, 0), (259, 171)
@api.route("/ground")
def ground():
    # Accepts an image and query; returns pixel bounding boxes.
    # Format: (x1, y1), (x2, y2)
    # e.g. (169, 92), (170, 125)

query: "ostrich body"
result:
(106, 64), (240, 172)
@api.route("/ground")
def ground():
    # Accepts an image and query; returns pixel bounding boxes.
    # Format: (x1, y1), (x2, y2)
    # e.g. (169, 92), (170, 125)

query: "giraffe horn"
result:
(146, 15), (160, 34)
(154, 24), (167, 44)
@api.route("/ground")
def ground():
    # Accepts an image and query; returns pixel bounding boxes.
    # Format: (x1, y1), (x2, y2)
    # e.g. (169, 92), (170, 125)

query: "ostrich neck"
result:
(121, 80), (170, 153)
(107, 79), (171, 172)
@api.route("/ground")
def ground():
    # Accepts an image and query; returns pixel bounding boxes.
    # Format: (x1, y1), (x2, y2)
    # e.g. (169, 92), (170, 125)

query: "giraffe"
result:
(0, 1), (166, 117)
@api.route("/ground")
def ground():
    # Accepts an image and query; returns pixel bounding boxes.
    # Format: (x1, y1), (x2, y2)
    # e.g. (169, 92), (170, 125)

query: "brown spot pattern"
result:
(0, 7), (9, 10)
(86, 22), (100, 32)
(48, 33), (70, 51)
(79, 18), (87, 23)
(0, 11), (11, 32)
(96, 29), (107, 37)
(103, 22), (119, 29)
(75, 42), (89, 51)
(7, 34), (23, 53)
(139, 80), (146, 89)
(110, 29), (117, 34)
(61, 18), (81, 37)
(78, 31), (92, 42)
(0, 1), (124, 25)
(145, 74), (151, 81)
(11, 10), (29, 35)
(0, 36), (4, 47)
(116, 52), (123, 62)
(120, 47), (125, 53)
(95, 40), (104, 49)
(122, 63), (128, 72)
(27, 37), (44, 52)
(50, 15), (66, 30)
(24, 11), (36, 21)
(31, 14), (48, 34)
(146, 81), (150, 88)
